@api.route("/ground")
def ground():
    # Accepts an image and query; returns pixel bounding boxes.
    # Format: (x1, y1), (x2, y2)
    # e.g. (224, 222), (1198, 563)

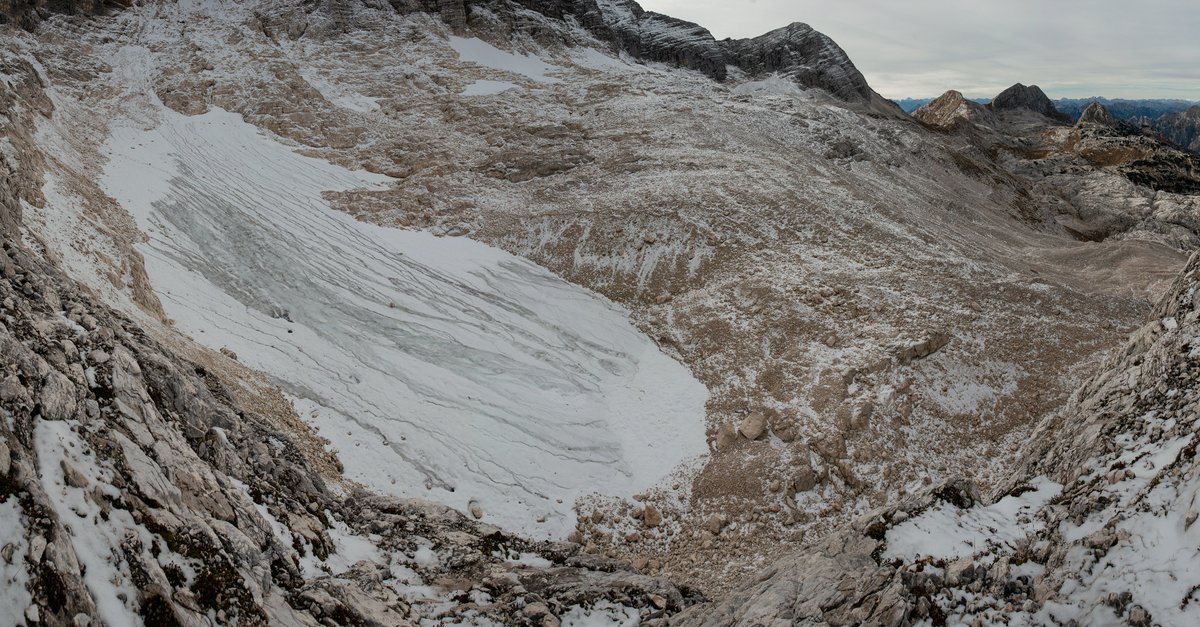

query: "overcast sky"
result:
(637, 0), (1200, 100)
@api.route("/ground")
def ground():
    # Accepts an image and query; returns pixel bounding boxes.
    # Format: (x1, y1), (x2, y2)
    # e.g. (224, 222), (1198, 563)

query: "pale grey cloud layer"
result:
(637, 0), (1200, 100)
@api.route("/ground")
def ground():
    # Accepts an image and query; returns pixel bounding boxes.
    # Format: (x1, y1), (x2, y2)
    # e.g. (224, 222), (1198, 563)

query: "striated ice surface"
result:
(100, 106), (707, 537)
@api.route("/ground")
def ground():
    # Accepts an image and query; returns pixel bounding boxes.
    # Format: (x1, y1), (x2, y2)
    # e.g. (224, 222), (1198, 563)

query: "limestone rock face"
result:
(592, 0), (731, 80)
(722, 22), (875, 103)
(989, 83), (1071, 122)
(568, 0), (884, 105)
(437, 0), (467, 32)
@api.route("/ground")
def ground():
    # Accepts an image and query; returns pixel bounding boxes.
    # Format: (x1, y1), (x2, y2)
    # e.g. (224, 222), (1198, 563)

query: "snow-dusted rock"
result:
(738, 411), (767, 440)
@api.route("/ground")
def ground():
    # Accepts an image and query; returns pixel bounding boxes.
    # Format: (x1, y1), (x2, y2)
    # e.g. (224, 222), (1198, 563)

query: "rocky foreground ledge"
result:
(0, 236), (702, 625)
(675, 251), (1200, 626)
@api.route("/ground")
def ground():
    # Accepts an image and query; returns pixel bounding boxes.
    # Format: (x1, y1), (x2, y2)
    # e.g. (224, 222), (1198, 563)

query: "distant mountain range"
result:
(896, 96), (1198, 117)
(896, 95), (1200, 152)
(1053, 97), (1199, 122)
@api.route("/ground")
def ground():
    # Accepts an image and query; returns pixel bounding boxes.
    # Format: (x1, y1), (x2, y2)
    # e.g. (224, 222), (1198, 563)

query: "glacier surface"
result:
(100, 106), (708, 537)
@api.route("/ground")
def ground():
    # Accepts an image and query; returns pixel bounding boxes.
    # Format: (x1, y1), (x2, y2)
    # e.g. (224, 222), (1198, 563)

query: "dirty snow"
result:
(299, 68), (380, 112)
(884, 477), (1062, 561)
(0, 495), (32, 625)
(561, 601), (641, 626)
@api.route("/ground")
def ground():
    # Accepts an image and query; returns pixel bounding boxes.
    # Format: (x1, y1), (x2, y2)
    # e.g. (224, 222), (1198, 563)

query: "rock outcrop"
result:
(1067, 108), (1200, 195)
(0, 0), (128, 30)
(722, 22), (876, 104)
(470, 0), (888, 106)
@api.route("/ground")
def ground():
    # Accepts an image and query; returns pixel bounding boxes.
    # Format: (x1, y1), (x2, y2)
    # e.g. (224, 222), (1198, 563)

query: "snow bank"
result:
(884, 477), (1061, 561)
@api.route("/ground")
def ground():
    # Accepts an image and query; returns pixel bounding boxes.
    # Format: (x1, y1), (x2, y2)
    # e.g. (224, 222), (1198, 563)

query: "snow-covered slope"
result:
(4, 0), (1200, 623)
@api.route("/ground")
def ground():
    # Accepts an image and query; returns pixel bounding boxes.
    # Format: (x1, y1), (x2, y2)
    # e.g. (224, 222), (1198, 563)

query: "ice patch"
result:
(732, 74), (817, 99)
(461, 79), (518, 96)
(100, 106), (708, 538)
(448, 36), (560, 83)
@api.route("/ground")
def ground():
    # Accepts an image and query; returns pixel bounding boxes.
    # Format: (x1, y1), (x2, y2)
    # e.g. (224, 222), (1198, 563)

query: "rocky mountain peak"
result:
(989, 82), (1070, 122)
(587, 0), (884, 105)
(722, 21), (875, 103)
(592, 0), (731, 80)
(912, 89), (995, 128)
(1076, 101), (1117, 126)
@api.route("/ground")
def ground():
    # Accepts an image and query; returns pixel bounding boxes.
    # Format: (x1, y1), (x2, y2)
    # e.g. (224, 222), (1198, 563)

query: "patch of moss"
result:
(476, 530), (514, 558)
(932, 484), (974, 509)
(34, 566), (67, 612)
(163, 563), (186, 588)
(0, 470), (20, 500)
(194, 561), (245, 612)
(140, 594), (180, 627)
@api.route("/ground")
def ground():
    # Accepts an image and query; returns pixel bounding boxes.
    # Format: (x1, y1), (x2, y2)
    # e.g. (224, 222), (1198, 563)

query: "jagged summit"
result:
(723, 21), (876, 103)
(1076, 100), (1117, 126)
(989, 82), (1071, 122)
